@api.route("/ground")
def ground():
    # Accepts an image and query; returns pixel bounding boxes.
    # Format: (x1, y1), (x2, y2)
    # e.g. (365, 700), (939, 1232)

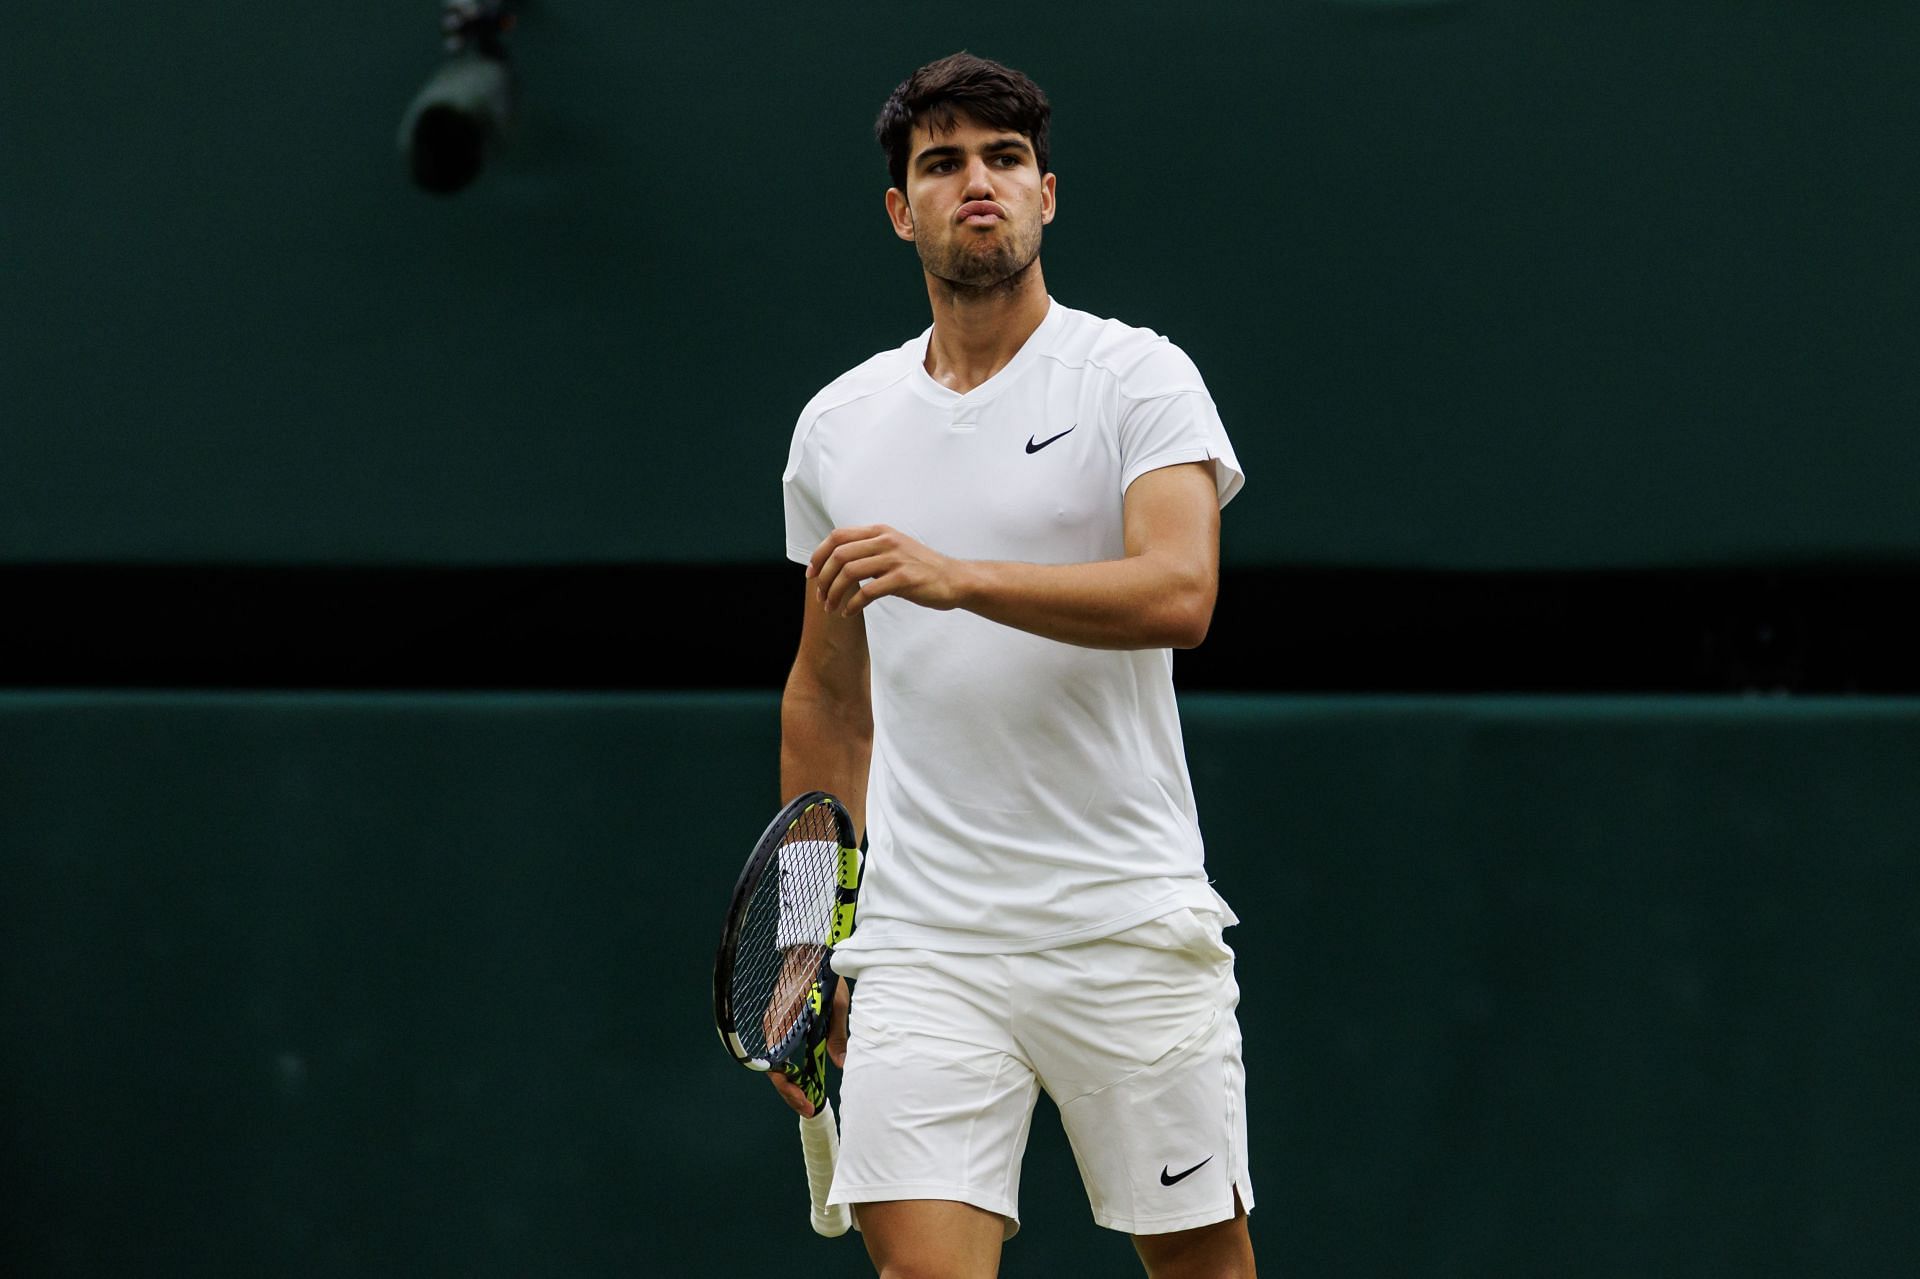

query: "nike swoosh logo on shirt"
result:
(1025, 425), (1076, 454)
(1160, 1156), (1213, 1186)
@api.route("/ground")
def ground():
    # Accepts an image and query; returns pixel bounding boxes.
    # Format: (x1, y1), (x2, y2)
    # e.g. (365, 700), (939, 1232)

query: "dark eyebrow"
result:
(913, 137), (1033, 168)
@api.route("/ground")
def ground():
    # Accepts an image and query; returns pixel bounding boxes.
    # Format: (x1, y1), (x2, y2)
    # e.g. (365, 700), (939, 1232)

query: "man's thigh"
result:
(1131, 1190), (1256, 1279)
(860, 1199), (1007, 1279)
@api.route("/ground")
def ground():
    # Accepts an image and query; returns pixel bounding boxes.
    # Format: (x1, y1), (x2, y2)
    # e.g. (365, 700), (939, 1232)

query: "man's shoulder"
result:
(1042, 304), (1210, 400)
(795, 337), (918, 429)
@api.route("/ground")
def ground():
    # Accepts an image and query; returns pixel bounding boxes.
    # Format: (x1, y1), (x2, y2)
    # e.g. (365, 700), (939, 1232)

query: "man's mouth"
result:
(957, 201), (1005, 226)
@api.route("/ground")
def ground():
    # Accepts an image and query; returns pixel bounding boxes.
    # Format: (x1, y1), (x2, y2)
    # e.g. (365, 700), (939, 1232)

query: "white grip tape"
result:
(798, 1100), (851, 1238)
(776, 840), (839, 950)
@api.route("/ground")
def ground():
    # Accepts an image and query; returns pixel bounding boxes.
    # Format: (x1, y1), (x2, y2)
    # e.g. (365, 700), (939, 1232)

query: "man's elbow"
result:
(783, 668), (874, 736)
(1166, 611), (1211, 650)
(1163, 581), (1216, 650)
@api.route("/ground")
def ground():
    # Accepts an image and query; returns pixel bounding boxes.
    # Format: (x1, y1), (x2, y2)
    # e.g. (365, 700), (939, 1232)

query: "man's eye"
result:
(994, 154), (1021, 166)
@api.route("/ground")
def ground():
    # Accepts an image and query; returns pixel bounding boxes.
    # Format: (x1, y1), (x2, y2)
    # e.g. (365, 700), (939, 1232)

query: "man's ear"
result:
(885, 187), (916, 242)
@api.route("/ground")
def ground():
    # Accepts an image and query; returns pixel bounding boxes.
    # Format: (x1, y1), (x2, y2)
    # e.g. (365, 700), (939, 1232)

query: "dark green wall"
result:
(7, 2), (1918, 567)
(5, 693), (1916, 1275)
(8, 6), (1917, 1273)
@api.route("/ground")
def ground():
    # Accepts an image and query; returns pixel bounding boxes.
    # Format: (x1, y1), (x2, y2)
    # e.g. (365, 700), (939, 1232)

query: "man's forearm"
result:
(951, 552), (1214, 651)
(808, 461), (1221, 650)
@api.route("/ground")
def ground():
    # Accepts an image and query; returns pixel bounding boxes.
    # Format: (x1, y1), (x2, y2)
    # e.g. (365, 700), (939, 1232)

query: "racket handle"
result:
(798, 1100), (852, 1237)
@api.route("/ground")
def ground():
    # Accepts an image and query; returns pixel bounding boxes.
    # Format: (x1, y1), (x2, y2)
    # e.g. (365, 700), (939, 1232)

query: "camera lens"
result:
(410, 105), (488, 194)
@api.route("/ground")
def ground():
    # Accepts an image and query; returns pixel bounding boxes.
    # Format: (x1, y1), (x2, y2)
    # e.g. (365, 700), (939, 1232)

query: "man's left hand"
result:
(808, 525), (970, 617)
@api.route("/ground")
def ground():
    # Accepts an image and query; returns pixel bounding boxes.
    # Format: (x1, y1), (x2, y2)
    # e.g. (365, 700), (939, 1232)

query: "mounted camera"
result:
(398, 1), (518, 194)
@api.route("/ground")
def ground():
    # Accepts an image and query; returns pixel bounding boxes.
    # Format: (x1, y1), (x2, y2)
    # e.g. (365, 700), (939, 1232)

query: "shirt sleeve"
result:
(1115, 342), (1245, 508)
(781, 413), (832, 564)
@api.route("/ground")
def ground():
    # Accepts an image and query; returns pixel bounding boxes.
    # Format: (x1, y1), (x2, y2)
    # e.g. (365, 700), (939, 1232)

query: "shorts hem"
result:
(828, 1181), (1017, 1223)
(1092, 1183), (1254, 1236)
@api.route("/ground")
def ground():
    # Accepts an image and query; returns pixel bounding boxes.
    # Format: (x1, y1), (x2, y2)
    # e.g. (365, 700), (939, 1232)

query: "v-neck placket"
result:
(907, 299), (1062, 432)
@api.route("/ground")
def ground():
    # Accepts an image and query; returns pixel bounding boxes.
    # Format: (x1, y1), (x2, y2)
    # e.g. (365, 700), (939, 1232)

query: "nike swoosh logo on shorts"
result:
(1160, 1155), (1213, 1186)
(1025, 425), (1075, 453)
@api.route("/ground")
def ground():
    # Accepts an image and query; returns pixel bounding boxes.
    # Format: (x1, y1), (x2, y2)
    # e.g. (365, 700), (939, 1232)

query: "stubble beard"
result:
(917, 220), (1043, 301)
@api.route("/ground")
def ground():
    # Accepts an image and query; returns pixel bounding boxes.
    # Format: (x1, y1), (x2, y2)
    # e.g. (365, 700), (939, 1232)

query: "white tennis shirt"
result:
(782, 299), (1245, 954)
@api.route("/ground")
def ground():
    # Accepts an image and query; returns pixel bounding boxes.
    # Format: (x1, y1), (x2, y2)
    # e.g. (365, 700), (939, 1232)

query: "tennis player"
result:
(775, 52), (1254, 1278)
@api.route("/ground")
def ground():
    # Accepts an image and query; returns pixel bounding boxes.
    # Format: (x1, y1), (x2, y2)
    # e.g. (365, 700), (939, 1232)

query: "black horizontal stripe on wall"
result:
(2, 564), (1914, 693)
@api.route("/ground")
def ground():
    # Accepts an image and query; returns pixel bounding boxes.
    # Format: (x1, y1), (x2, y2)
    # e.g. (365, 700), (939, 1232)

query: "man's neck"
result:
(921, 264), (1051, 396)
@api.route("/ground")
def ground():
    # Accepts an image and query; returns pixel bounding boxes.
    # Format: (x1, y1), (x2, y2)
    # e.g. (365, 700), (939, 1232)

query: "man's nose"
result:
(964, 156), (995, 196)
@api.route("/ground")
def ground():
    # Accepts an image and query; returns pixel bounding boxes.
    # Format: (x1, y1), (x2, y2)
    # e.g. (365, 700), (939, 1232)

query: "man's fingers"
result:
(824, 554), (891, 612)
(768, 1070), (818, 1118)
(806, 531), (852, 580)
(812, 545), (860, 606)
(839, 579), (879, 617)
(809, 525), (945, 614)
(808, 526), (888, 579)
(817, 539), (890, 593)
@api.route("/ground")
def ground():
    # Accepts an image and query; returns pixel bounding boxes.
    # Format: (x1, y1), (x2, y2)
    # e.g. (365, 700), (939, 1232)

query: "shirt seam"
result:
(806, 362), (914, 428)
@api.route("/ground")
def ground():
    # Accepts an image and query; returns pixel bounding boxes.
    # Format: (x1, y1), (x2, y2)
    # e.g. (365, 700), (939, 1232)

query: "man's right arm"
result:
(770, 573), (872, 1117)
(781, 573), (873, 831)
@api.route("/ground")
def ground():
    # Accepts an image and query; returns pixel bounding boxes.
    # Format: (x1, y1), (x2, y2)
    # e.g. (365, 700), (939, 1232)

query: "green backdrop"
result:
(6, 1), (1917, 567)
(7, 4), (1917, 1274)
(5, 693), (1916, 1276)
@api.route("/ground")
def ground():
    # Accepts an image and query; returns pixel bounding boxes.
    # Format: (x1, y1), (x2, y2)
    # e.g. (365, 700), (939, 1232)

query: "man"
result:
(775, 51), (1254, 1279)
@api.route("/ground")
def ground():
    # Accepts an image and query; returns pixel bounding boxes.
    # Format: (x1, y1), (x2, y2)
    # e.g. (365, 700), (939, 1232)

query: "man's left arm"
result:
(807, 460), (1221, 651)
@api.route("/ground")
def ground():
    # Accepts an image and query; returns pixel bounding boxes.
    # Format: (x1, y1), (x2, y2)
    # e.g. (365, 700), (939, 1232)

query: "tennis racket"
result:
(712, 790), (862, 1238)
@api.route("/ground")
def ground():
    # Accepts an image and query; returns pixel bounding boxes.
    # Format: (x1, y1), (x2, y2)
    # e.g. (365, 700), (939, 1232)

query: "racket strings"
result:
(732, 805), (842, 1063)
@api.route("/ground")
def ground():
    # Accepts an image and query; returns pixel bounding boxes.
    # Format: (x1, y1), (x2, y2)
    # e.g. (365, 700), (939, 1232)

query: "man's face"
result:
(887, 114), (1056, 292)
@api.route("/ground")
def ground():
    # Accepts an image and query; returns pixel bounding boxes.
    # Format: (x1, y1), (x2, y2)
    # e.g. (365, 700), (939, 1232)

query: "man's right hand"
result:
(768, 975), (851, 1117)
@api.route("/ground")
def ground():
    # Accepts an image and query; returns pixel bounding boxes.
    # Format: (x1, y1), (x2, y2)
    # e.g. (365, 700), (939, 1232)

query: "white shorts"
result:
(827, 908), (1253, 1238)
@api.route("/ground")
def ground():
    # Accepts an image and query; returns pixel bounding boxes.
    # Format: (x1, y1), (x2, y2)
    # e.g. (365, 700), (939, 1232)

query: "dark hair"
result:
(875, 52), (1052, 193)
